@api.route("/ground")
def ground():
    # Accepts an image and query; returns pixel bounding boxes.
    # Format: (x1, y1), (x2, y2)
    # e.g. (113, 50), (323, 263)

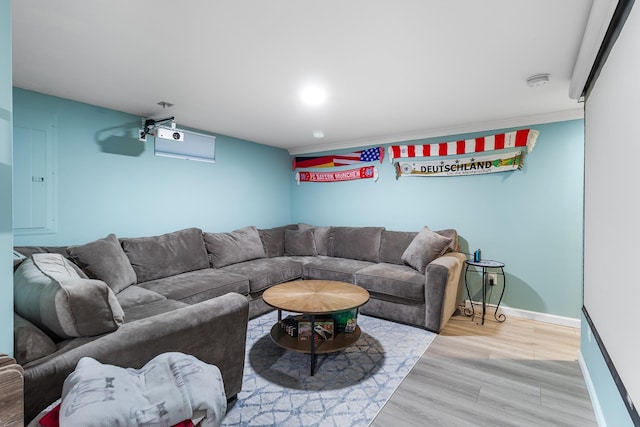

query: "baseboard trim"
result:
(462, 300), (580, 328)
(579, 352), (608, 427)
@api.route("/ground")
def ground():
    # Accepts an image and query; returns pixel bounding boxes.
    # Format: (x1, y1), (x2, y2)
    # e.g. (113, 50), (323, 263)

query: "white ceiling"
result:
(11, 1), (593, 154)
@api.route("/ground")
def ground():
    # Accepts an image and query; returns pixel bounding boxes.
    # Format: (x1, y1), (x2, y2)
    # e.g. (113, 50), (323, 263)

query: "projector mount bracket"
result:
(139, 116), (175, 140)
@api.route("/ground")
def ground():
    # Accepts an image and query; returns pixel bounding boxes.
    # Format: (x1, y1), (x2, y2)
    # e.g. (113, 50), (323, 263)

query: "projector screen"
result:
(155, 129), (216, 163)
(583, 1), (640, 417)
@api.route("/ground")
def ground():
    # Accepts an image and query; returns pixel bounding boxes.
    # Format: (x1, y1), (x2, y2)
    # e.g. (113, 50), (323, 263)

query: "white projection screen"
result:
(155, 129), (216, 163)
(583, 1), (640, 418)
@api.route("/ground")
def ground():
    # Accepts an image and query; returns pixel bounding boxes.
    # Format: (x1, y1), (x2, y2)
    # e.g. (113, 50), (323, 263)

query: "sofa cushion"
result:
(379, 230), (418, 265)
(205, 226), (266, 268)
(14, 254), (124, 339)
(303, 257), (374, 283)
(221, 257), (303, 293)
(259, 225), (297, 258)
(122, 299), (190, 323)
(284, 229), (318, 256)
(14, 313), (57, 365)
(67, 233), (137, 294)
(330, 227), (384, 262)
(138, 269), (250, 304)
(297, 224), (333, 256)
(121, 228), (209, 283)
(115, 285), (166, 310)
(355, 263), (425, 302)
(401, 227), (453, 274)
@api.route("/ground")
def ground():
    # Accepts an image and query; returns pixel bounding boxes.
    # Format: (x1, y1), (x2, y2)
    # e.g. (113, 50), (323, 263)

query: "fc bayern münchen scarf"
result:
(388, 129), (538, 161)
(296, 166), (378, 184)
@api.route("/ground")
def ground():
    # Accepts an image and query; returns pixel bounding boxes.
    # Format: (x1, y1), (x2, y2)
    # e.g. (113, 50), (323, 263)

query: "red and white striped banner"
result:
(388, 129), (538, 162)
(296, 166), (378, 184)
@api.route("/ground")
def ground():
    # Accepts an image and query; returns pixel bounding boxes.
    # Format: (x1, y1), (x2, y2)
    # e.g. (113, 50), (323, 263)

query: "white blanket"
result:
(59, 352), (226, 427)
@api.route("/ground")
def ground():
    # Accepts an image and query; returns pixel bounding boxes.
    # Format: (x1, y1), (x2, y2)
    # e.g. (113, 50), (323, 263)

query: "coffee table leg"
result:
(310, 314), (316, 376)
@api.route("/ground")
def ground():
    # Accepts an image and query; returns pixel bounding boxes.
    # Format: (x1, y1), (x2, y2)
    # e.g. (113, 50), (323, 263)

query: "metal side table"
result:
(464, 259), (506, 325)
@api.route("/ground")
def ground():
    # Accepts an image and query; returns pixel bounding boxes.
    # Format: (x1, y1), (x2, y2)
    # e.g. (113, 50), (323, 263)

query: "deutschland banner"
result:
(395, 151), (524, 178)
(296, 166), (378, 184)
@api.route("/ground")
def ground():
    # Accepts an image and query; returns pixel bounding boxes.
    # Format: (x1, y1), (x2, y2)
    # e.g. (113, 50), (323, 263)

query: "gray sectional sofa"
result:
(13, 223), (465, 422)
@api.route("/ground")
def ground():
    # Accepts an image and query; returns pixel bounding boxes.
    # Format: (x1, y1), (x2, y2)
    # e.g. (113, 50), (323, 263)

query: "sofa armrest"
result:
(424, 251), (466, 332)
(22, 292), (249, 424)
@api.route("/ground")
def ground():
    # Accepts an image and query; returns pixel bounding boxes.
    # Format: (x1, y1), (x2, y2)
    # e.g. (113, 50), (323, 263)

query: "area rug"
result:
(222, 311), (435, 427)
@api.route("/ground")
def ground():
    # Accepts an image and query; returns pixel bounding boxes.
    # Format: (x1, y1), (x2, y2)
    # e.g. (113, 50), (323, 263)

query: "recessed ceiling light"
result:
(300, 86), (327, 106)
(526, 74), (550, 87)
(313, 130), (325, 139)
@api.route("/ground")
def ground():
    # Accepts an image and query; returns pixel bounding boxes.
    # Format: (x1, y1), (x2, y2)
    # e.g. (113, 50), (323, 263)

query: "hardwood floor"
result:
(371, 311), (597, 427)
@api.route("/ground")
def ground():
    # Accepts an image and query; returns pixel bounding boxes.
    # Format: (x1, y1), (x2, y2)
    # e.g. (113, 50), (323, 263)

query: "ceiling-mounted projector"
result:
(139, 116), (185, 142)
(156, 127), (184, 142)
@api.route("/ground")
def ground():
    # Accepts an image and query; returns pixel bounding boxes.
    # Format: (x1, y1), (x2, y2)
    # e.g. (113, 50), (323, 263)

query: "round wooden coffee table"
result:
(263, 280), (370, 375)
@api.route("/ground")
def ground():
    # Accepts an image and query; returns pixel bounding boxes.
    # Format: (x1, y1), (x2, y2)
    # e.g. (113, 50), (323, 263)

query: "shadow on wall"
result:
(455, 236), (545, 312)
(95, 121), (146, 156)
(458, 236), (471, 259)
(463, 270), (545, 313)
(502, 274), (545, 313)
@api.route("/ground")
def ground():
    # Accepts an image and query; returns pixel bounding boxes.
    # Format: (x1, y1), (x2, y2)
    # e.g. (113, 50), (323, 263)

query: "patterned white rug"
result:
(222, 311), (435, 427)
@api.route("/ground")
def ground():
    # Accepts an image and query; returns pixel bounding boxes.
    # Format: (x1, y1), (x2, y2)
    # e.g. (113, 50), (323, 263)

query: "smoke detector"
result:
(526, 74), (550, 87)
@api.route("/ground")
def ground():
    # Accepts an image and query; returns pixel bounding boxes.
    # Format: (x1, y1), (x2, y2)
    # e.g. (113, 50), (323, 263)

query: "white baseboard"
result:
(461, 300), (581, 329)
(579, 352), (608, 426)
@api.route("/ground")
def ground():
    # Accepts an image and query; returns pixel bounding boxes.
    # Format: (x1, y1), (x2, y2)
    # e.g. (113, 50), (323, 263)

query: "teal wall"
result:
(10, 87), (584, 321)
(581, 313), (634, 426)
(12, 88), (293, 246)
(0, 0), (13, 356)
(291, 120), (584, 319)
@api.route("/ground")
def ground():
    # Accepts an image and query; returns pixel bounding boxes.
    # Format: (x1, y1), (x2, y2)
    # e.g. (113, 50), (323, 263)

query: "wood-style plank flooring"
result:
(371, 312), (597, 427)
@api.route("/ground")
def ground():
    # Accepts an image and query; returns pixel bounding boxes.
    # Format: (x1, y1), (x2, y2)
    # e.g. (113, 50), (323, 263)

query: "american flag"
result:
(292, 147), (384, 170)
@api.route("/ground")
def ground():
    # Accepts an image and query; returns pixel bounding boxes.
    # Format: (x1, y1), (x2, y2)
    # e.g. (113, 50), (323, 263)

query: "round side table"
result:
(464, 259), (506, 325)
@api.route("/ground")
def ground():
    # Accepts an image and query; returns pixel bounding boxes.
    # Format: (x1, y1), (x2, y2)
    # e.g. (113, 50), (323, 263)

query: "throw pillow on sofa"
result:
(14, 254), (124, 339)
(380, 229), (459, 265)
(67, 233), (137, 294)
(259, 224), (297, 257)
(297, 223), (333, 256)
(401, 227), (453, 274)
(204, 226), (266, 268)
(284, 229), (318, 256)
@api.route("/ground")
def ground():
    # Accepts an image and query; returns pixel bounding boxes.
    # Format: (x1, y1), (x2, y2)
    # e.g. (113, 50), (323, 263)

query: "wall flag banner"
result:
(395, 151), (525, 178)
(388, 129), (538, 162)
(292, 147), (384, 170)
(296, 166), (378, 184)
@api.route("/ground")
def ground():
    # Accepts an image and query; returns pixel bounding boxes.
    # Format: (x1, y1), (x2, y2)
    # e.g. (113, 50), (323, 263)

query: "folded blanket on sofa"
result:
(58, 352), (226, 427)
